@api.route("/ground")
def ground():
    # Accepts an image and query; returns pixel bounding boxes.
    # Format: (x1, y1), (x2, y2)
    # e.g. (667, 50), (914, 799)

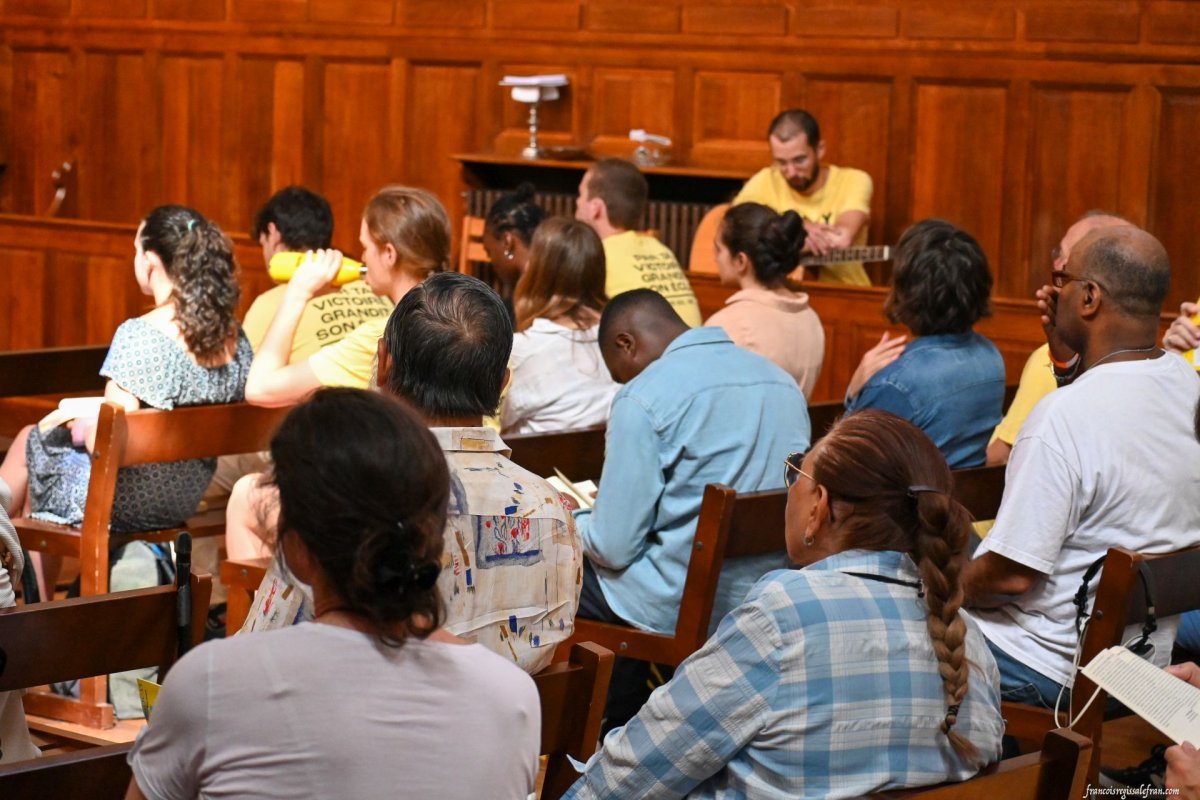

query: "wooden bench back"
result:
(868, 729), (1091, 800)
(0, 568), (211, 727)
(534, 641), (614, 800)
(458, 214), (489, 276)
(0, 742), (133, 799)
(505, 424), (605, 481)
(950, 463), (1006, 521)
(0, 345), (108, 397)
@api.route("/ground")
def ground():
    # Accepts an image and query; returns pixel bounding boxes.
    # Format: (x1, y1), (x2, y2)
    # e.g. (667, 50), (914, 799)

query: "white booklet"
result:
(1081, 645), (1200, 744)
(547, 468), (596, 510)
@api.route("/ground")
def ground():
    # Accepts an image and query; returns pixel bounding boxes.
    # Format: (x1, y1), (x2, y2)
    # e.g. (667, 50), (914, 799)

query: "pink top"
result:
(706, 287), (825, 398)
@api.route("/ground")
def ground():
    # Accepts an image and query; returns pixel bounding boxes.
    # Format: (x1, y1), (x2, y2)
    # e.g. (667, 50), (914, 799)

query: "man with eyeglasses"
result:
(962, 226), (1200, 716)
(985, 211), (1133, 465)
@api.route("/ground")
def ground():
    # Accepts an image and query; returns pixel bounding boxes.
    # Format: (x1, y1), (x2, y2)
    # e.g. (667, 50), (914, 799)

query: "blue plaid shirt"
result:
(565, 550), (1004, 799)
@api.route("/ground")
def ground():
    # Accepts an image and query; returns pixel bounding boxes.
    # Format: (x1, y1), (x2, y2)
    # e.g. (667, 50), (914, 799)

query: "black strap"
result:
(842, 571), (924, 597)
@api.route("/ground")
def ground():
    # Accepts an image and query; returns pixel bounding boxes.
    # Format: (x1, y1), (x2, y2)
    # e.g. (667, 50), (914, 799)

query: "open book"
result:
(1081, 646), (1200, 744)
(546, 468), (596, 510)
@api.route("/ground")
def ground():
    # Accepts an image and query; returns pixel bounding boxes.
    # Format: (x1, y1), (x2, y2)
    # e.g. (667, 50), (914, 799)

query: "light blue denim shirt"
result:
(846, 332), (1004, 468)
(574, 326), (810, 634)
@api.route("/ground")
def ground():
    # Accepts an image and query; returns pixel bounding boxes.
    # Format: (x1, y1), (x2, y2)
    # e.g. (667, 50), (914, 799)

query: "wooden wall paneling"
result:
(151, 0), (227, 22)
(910, 80), (1009, 272)
(494, 62), (581, 155)
(907, 2), (1016, 41)
(490, 2), (583, 32)
(406, 62), (482, 244)
(5, 48), (73, 217)
(320, 59), (396, 248)
(589, 67), (676, 159)
(1025, 83), (1132, 300)
(584, 1), (681, 34)
(793, 4), (899, 40)
(997, 79), (1032, 300)
(882, 73), (914, 278)
(689, 69), (782, 168)
(310, 0), (394, 25)
(231, 57), (306, 236)
(3, 0), (72, 15)
(396, 0), (487, 29)
(0, 246), (46, 350)
(230, 0), (308, 24)
(1150, 87), (1200, 311)
(76, 49), (156, 222)
(802, 75), (893, 251)
(681, 1), (790, 37)
(76, 0), (147, 18)
(1147, 1), (1200, 46)
(159, 54), (225, 224)
(1024, 2), (1142, 45)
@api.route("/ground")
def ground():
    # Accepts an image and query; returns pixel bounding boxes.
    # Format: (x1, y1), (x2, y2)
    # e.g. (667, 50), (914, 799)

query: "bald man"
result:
(986, 211), (1135, 464)
(964, 226), (1200, 710)
(574, 289), (807, 731)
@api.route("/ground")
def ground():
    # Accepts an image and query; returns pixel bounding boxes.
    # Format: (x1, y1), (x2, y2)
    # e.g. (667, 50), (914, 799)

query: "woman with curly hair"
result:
(126, 389), (540, 799)
(566, 410), (1004, 799)
(844, 218), (1005, 467)
(0, 205), (250, 534)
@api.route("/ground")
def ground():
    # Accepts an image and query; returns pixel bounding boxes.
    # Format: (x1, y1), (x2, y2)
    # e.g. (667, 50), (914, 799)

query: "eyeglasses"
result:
(1049, 269), (1107, 292)
(784, 451), (816, 489)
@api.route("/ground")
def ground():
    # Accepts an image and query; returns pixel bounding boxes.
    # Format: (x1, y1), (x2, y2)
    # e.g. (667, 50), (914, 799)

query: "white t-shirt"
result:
(128, 624), (540, 800)
(501, 319), (618, 435)
(969, 353), (1200, 686)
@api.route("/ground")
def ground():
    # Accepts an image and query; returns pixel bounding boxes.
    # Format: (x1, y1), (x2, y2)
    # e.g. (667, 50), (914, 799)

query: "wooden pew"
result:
(14, 401), (287, 726)
(869, 728), (1091, 800)
(0, 742), (133, 799)
(1002, 544), (1200, 788)
(0, 561), (211, 729)
(220, 555), (271, 634)
(505, 424), (605, 481)
(0, 345), (109, 451)
(952, 463), (1007, 521)
(535, 642), (614, 800)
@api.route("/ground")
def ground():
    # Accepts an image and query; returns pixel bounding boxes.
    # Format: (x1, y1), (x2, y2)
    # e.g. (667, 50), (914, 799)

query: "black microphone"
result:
(176, 532), (193, 657)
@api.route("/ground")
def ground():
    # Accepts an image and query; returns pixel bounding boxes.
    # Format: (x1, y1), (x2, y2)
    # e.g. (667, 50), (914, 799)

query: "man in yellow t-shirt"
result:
(243, 186), (393, 363)
(575, 158), (702, 327)
(734, 109), (873, 286)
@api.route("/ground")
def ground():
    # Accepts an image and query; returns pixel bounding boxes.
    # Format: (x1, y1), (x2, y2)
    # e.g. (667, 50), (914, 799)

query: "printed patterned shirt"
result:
(434, 426), (581, 674)
(564, 550), (1005, 800)
(237, 427), (581, 675)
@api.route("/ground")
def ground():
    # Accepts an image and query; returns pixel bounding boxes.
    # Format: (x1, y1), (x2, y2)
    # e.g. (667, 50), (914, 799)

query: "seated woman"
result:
(845, 219), (1004, 468)
(0, 205), (250, 532)
(127, 389), (540, 799)
(705, 202), (825, 398)
(501, 217), (617, 435)
(0, 481), (37, 764)
(480, 182), (546, 316)
(565, 410), (1004, 799)
(244, 185), (450, 406)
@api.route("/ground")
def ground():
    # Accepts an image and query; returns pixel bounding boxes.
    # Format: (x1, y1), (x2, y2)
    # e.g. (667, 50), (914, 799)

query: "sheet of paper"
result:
(36, 396), (106, 434)
(547, 471), (596, 510)
(1081, 646), (1200, 744)
(499, 74), (569, 87)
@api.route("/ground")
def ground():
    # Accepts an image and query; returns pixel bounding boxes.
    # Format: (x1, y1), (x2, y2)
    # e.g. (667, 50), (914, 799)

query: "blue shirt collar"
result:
(803, 549), (922, 583)
(661, 326), (732, 357)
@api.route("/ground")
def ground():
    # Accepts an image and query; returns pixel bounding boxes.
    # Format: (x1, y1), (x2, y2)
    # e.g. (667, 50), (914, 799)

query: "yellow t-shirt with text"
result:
(602, 231), (702, 327)
(242, 281), (393, 364)
(734, 164), (873, 286)
(308, 316), (386, 388)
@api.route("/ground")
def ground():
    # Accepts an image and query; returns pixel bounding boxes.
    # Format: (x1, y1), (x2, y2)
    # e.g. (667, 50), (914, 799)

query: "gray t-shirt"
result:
(128, 623), (540, 799)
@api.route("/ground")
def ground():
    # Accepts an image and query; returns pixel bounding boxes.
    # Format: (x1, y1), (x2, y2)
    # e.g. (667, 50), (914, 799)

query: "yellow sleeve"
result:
(240, 287), (283, 352)
(733, 168), (775, 206)
(838, 168), (873, 216)
(990, 344), (1056, 445)
(307, 316), (385, 388)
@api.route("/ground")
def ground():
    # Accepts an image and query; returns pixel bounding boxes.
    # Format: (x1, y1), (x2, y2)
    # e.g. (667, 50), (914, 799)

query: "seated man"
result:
(234, 273), (581, 674)
(575, 289), (808, 727)
(734, 108), (873, 285)
(986, 211), (1133, 465)
(575, 158), (702, 327)
(243, 186), (393, 361)
(964, 226), (1200, 709)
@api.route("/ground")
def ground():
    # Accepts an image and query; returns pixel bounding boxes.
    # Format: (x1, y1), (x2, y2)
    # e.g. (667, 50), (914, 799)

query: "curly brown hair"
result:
(139, 205), (240, 363)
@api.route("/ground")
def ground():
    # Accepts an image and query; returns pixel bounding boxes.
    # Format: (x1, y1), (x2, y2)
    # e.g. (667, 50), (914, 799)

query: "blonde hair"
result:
(363, 186), (451, 278)
(513, 218), (607, 332)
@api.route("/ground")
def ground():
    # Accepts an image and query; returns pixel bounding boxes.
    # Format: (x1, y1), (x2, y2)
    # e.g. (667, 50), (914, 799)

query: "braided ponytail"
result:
(807, 409), (983, 767)
(912, 489), (980, 766)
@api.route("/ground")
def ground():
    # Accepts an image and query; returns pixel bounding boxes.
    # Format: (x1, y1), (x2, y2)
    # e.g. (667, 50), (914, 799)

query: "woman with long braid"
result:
(565, 409), (1003, 799)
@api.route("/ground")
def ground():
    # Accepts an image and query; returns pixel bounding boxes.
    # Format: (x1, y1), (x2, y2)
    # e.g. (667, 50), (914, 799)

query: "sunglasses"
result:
(784, 451), (816, 489)
(1049, 268), (1108, 292)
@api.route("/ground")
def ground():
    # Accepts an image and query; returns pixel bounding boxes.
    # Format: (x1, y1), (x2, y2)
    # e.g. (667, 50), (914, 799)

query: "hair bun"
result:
(778, 210), (807, 252)
(514, 182), (537, 203)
